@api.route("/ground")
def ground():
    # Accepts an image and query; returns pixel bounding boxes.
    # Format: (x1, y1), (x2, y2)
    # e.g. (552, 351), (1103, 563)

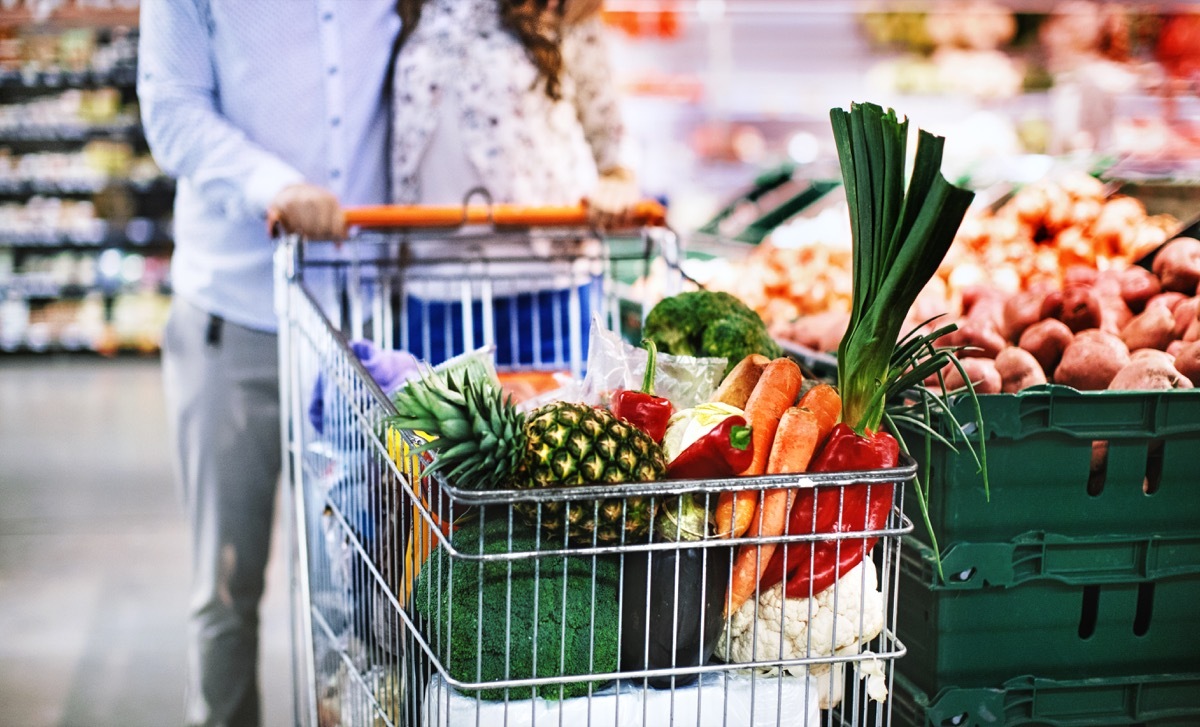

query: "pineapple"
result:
(389, 370), (665, 545)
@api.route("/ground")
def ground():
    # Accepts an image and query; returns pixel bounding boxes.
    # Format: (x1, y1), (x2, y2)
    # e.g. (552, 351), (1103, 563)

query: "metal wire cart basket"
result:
(275, 203), (915, 727)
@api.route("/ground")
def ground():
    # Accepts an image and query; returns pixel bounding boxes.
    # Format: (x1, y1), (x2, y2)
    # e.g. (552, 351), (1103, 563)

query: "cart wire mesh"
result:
(276, 221), (913, 727)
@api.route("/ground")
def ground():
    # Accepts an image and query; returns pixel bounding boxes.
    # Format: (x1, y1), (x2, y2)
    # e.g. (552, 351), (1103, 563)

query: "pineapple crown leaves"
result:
(386, 367), (526, 491)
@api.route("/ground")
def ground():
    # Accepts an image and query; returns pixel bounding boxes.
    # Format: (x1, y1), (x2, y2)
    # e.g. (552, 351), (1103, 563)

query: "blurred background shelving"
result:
(1, 2), (170, 355)
(605, 0), (1200, 229)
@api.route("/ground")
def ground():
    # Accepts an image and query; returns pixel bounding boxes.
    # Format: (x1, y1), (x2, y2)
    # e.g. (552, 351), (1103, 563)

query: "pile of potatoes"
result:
(929, 236), (1200, 393)
(773, 175), (1181, 358)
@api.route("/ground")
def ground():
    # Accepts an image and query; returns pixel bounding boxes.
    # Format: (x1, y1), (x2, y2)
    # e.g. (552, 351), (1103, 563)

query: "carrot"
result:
(725, 406), (821, 615)
(715, 357), (803, 539)
(764, 408), (826, 474)
(710, 354), (771, 409)
(797, 383), (842, 441)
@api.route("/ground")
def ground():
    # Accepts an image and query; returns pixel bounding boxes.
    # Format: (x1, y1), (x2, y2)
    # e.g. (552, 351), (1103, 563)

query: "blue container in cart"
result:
(402, 277), (601, 367)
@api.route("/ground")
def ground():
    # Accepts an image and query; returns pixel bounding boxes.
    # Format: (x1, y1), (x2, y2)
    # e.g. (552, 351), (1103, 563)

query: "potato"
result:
(957, 317), (1007, 359)
(1121, 303), (1176, 351)
(1041, 285), (1102, 333)
(1019, 318), (1074, 377)
(962, 286), (1005, 330)
(1174, 298), (1200, 339)
(926, 357), (1002, 394)
(1174, 341), (1200, 384)
(1002, 290), (1046, 343)
(1098, 295), (1133, 335)
(1076, 328), (1132, 357)
(1167, 340), (1185, 358)
(1151, 236), (1200, 295)
(814, 312), (851, 353)
(1146, 291), (1187, 313)
(1055, 331), (1130, 390)
(1108, 359), (1194, 391)
(1119, 267), (1162, 314)
(782, 312), (847, 354)
(995, 346), (1047, 393)
(1063, 285), (1106, 333)
(1187, 319), (1200, 343)
(1130, 348), (1174, 364)
(1039, 290), (1061, 318)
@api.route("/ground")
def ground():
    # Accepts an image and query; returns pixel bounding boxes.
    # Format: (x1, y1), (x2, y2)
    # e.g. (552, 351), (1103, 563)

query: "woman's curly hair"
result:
(396, 0), (566, 100)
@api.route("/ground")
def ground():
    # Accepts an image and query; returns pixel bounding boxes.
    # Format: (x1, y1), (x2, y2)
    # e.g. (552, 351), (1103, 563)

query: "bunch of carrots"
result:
(705, 353), (844, 616)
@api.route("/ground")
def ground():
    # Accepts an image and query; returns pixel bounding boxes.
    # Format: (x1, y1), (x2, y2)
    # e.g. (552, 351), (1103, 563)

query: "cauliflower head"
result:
(715, 560), (887, 708)
(718, 560), (885, 664)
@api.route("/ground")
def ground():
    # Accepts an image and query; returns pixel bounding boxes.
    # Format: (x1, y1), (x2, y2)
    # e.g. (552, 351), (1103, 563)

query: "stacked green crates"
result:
(892, 672), (1200, 727)
(895, 386), (1200, 726)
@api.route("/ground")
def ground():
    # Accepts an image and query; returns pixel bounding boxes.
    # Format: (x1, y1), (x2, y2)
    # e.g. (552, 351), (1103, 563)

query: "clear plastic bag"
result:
(582, 321), (726, 411)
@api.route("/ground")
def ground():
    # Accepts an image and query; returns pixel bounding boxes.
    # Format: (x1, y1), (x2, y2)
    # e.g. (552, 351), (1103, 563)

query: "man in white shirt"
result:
(137, 2), (400, 724)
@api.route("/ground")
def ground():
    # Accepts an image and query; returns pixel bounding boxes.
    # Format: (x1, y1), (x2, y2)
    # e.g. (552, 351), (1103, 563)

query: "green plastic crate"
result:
(892, 671), (1200, 727)
(695, 163), (797, 237)
(896, 537), (1200, 696)
(727, 180), (840, 245)
(899, 386), (1200, 546)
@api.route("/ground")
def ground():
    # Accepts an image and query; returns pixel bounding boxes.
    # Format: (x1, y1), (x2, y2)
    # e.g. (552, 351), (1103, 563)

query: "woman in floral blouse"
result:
(390, 0), (639, 367)
(391, 0), (637, 221)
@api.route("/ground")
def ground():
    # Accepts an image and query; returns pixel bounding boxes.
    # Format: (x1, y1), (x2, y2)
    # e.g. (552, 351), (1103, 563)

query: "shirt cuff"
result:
(244, 156), (307, 218)
(591, 132), (627, 177)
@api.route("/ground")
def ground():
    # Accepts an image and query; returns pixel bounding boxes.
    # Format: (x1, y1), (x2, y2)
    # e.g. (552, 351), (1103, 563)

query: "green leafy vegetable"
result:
(412, 517), (620, 700)
(642, 290), (781, 376)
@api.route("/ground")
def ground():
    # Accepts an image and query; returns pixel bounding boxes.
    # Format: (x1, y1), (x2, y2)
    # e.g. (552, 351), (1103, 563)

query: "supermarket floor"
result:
(0, 356), (293, 727)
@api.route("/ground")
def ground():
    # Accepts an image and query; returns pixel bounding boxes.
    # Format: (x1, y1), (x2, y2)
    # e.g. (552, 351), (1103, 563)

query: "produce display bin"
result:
(891, 671), (1200, 727)
(896, 536), (1200, 698)
(691, 174), (841, 249)
(695, 162), (797, 237)
(897, 386), (1200, 547)
(275, 203), (915, 727)
(722, 180), (840, 246)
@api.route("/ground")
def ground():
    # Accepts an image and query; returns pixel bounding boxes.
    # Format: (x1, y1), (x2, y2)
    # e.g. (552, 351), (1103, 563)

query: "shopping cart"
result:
(275, 202), (915, 727)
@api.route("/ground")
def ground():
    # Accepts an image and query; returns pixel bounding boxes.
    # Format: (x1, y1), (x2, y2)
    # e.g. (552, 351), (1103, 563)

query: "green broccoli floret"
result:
(642, 291), (782, 375)
(412, 517), (620, 701)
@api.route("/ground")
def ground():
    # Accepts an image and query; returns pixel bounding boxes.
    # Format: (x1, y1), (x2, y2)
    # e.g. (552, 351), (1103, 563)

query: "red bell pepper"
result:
(758, 423), (898, 598)
(611, 340), (673, 442)
(666, 415), (753, 480)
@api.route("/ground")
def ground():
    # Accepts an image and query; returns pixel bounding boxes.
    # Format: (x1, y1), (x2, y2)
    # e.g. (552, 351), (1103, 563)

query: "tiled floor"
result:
(0, 356), (293, 726)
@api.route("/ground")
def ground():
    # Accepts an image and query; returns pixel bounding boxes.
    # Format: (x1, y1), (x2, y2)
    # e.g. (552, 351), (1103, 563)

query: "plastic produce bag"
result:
(582, 321), (726, 411)
(421, 672), (822, 727)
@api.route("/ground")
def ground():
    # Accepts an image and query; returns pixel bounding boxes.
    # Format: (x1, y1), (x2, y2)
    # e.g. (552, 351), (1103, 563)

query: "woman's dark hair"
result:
(396, 0), (565, 100)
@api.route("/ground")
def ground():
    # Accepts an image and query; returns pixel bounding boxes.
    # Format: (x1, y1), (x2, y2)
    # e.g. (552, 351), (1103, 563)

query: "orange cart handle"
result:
(343, 200), (666, 230)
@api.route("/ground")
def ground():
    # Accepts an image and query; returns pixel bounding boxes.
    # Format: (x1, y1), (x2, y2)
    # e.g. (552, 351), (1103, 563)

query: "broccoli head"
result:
(643, 291), (782, 375)
(412, 517), (620, 700)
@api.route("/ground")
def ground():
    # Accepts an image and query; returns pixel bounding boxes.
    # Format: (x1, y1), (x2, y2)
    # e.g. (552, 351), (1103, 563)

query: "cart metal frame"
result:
(276, 203), (913, 727)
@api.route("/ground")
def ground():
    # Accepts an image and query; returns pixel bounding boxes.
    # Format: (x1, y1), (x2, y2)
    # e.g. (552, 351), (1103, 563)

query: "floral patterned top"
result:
(390, 0), (624, 205)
